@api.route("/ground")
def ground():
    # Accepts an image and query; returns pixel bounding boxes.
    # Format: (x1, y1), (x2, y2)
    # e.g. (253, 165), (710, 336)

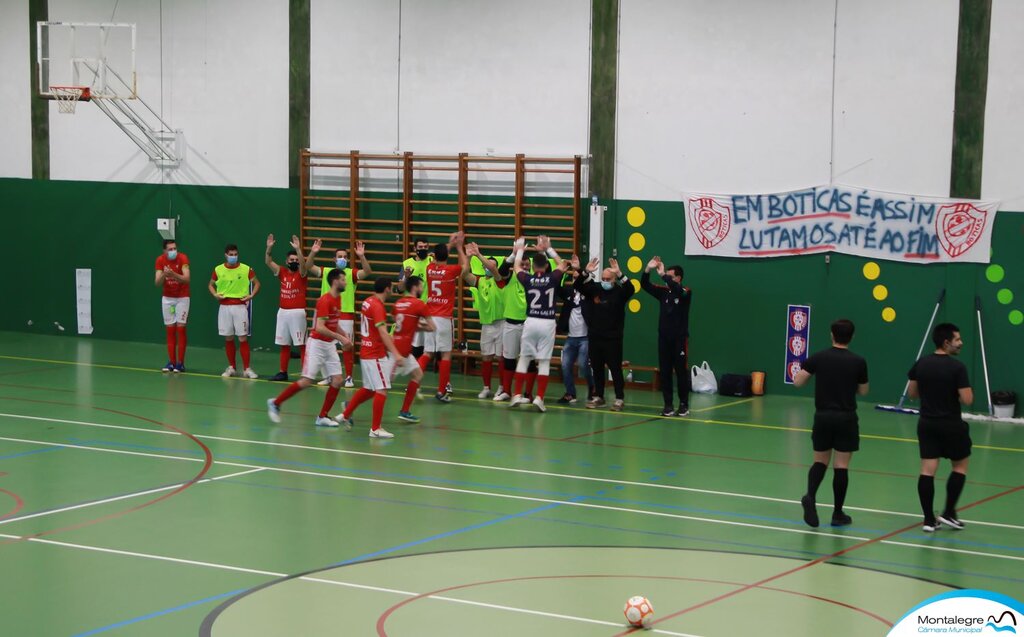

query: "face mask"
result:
(226, 255), (239, 265)
(286, 262), (299, 272)
(166, 250), (178, 260)
(336, 258), (348, 269)
(601, 281), (614, 291)
(416, 249), (428, 260)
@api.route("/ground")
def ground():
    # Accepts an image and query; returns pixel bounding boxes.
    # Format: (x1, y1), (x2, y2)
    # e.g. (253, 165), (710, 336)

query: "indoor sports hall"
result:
(1, 2), (1022, 636)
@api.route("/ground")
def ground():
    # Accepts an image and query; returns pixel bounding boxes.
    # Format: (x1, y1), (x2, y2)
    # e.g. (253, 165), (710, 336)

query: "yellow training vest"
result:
(214, 263), (251, 299)
(320, 267), (356, 313)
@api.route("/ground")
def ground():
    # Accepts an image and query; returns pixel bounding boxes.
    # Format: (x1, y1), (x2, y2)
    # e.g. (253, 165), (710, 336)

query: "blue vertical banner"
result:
(784, 304), (811, 384)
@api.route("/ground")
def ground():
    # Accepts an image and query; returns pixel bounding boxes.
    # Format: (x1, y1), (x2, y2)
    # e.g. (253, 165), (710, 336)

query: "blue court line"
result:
(0, 446), (65, 461)
(71, 588), (251, 637)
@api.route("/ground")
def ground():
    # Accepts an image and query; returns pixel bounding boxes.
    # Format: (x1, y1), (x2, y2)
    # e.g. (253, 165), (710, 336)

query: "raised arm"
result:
(290, 235), (309, 276)
(305, 239), (323, 277)
(354, 241), (371, 280)
(641, 257), (665, 299)
(265, 234), (280, 276)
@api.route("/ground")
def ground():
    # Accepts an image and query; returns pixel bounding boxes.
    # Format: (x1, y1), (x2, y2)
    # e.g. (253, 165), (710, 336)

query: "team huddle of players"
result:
(160, 231), (565, 439)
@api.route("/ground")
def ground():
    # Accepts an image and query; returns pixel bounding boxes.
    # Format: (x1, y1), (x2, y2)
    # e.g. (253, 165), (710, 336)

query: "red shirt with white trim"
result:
(155, 253), (190, 298)
(392, 296), (427, 358)
(359, 296), (389, 359)
(310, 293), (342, 342)
(278, 268), (308, 310)
(425, 263), (462, 317)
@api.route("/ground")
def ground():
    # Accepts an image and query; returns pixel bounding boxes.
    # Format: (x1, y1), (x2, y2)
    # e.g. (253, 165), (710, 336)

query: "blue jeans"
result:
(561, 336), (593, 397)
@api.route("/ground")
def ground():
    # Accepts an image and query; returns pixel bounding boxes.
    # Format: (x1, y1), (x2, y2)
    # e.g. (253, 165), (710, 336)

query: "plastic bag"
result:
(691, 361), (718, 394)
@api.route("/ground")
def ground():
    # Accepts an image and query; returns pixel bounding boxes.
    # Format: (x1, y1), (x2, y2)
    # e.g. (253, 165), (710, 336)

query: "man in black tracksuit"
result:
(574, 256), (635, 411)
(641, 256), (692, 417)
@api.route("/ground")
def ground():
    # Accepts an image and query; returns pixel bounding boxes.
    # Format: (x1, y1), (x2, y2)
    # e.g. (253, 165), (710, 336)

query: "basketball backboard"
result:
(37, 21), (136, 99)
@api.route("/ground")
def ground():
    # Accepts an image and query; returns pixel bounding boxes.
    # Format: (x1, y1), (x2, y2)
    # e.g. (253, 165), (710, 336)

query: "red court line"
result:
(612, 484), (1024, 635)
(0, 397), (213, 544)
(766, 212), (851, 224)
(376, 573), (891, 636)
(0, 488), (25, 521)
(560, 416), (661, 441)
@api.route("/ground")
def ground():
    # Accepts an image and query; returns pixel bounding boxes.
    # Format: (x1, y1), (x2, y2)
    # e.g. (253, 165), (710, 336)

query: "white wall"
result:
(311, 0), (591, 195)
(616, 0), (835, 200)
(616, 0), (961, 200)
(983, 0), (1024, 211)
(830, 0), (958, 196)
(0, 1), (32, 179)
(46, 0), (288, 188)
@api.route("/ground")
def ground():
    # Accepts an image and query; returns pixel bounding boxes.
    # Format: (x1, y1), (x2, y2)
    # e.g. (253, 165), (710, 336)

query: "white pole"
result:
(976, 296), (994, 416)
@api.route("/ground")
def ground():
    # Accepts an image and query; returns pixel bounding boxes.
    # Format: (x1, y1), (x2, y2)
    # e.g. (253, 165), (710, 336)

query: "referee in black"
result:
(907, 323), (973, 532)
(793, 319), (868, 528)
(641, 256), (693, 417)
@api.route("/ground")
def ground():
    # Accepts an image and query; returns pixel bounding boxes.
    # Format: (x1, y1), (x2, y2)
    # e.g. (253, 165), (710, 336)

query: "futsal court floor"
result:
(0, 331), (1020, 636)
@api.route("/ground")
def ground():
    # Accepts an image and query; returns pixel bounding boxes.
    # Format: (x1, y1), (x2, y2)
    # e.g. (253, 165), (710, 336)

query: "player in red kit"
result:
(419, 232), (463, 403)
(336, 278), (404, 438)
(265, 234), (311, 382)
(267, 269), (354, 427)
(154, 239), (190, 372)
(391, 275), (435, 423)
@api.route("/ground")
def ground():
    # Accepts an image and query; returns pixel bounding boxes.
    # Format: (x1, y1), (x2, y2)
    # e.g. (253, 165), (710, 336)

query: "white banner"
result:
(683, 185), (999, 263)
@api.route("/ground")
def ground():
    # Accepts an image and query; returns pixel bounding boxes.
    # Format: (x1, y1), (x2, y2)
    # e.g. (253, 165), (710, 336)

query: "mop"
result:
(962, 296), (1024, 422)
(875, 288), (945, 415)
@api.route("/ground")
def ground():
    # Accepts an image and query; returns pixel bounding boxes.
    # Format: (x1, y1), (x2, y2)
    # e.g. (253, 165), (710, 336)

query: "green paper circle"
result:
(997, 289), (1014, 305)
(986, 264), (1005, 283)
(1010, 310), (1024, 326)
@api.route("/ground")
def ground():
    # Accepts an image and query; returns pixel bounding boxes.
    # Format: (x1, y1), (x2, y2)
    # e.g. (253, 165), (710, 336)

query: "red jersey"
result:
(278, 268), (308, 310)
(425, 263), (462, 317)
(155, 253), (190, 298)
(310, 293), (342, 342)
(359, 296), (389, 359)
(392, 296), (428, 358)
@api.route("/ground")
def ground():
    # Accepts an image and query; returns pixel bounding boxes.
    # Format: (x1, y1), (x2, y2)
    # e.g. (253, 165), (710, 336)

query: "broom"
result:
(875, 288), (945, 415)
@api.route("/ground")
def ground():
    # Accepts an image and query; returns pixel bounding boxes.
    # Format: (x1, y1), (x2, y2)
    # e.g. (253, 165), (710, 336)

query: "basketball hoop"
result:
(50, 86), (91, 114)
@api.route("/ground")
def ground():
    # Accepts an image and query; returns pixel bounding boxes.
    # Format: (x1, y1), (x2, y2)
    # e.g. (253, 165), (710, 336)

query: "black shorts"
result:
(917, 418), (972, 460)
(811, 411), (859, 452)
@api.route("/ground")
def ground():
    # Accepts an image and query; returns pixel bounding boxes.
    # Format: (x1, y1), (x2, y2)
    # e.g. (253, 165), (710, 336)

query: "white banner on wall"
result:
(683, 185), (999, 264)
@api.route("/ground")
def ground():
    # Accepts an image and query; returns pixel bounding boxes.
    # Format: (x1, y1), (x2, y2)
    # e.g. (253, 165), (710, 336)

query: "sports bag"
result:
(719, 373), (753, 397)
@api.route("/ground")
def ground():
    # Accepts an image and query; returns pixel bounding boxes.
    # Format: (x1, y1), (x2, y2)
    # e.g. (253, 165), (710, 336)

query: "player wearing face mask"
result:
(209, 243), (261, 378)
(155, 239), (191, 373)
(306, 240), (373, 387)
(573, 256), (634, 411)
(265, 234), (312, 382)
(398, 238), (433, 358)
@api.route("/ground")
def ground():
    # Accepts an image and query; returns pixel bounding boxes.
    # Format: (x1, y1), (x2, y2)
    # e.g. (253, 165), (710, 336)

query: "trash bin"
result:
(992, 391), (1016, 419)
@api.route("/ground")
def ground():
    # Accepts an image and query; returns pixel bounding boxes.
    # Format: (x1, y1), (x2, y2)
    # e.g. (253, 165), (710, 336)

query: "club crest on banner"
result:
(784, 304), (811, 384)
(688, 197), (732, 249)
(936, 202), (988, 259)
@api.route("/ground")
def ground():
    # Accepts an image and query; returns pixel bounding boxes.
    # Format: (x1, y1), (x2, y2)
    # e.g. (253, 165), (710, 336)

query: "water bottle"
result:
(591, 194), (599, 208)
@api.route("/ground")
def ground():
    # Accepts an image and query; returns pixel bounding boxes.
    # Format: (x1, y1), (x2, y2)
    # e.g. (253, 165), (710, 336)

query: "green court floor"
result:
(0, 332), (1020, 636)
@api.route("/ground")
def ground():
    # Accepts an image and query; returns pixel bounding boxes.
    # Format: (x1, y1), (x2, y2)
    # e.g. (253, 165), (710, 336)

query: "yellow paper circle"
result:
(627, 256), (643, 273)
(882, 307), (896, 322)
(863, 262), (881, 280)
(631, 278), (641, 293)
(628, 299), (641, 313)
(872, 285), (889, 301)
(627, 206), (646, 227)
(628, 233), (646, 251)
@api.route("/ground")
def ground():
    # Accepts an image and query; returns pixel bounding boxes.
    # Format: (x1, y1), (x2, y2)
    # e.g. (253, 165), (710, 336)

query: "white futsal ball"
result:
(624, 595), (654, 628)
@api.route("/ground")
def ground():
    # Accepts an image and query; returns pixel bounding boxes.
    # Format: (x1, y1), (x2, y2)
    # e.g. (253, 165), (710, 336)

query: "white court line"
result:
(0, 533), (700, 636)
(1, 434), (1020, 563)
(3, 411), (1021, 532)
(0, 468), (263, 527)
(882, 541), (1024, 563)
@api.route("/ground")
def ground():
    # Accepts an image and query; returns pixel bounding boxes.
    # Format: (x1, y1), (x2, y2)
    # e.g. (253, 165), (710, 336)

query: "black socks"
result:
(832, 468), (849, 514)
(944, 471), (966, 517)
(918, 475), (935, 521)
(806, 462), (827, 499)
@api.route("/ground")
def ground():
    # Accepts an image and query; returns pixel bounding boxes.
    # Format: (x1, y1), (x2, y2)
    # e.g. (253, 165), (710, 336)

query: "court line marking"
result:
(3, 354), (1019, 452)
(2, 411), (1021, 532)
(0, 468), (264, 527)
(0, 434), (1019, 562)
(10, 533), (699, 637)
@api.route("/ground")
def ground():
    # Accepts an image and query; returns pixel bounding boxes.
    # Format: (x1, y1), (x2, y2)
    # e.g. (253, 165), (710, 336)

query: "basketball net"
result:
(51, 86), (88, 114)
